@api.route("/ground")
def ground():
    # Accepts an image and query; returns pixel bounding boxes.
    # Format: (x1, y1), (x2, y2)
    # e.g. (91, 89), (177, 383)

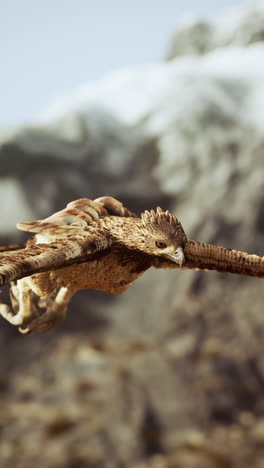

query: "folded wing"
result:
(0, 196), (136, 286)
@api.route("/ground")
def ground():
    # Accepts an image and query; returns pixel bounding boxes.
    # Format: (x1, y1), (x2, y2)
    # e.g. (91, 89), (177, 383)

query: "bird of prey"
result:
(0, 196), (263, 334)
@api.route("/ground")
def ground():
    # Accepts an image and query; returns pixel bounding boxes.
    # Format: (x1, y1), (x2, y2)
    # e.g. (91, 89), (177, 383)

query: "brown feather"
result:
(0, 196), (263, 334)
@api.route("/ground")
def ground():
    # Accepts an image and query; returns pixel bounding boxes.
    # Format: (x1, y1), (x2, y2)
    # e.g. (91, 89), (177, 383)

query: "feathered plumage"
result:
(0, 196), (263, 334)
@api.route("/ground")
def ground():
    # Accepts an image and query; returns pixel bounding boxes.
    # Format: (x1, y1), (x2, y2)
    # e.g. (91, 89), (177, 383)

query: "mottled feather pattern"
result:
(141, 208), (187, 247)
(0, 195), (263, 334)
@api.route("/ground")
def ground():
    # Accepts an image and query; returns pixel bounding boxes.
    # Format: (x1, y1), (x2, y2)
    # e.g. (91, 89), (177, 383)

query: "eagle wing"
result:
(17, 197), (137, 236)
(0, 197), (137, 286)
(154, 240), (264, 278)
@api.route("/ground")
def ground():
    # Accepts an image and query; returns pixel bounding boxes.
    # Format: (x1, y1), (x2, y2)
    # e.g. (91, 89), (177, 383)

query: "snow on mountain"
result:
(36, 42), (264, 206)
(40, 44), (264, 128)
(167, 1), (264, 58)
(1, 2), (264, 238)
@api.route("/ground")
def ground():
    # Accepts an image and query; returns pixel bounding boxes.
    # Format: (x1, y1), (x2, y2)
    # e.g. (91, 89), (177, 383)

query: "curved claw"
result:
(19, 287), (73, 334)
(0, 284), (36, 326)
(19, 307), (67, 334)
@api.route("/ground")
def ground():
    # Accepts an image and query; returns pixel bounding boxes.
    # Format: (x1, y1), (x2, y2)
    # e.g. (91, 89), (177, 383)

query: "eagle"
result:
(0, 196), (263, 334)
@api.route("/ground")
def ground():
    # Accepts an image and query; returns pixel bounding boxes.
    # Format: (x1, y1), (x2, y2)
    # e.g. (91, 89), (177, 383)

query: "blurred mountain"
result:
(1, 3), (264, 467)
(167, 1), (264, 59)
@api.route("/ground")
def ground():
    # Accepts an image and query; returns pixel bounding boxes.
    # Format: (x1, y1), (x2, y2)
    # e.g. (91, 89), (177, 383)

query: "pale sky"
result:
(0, 0), (252, 126)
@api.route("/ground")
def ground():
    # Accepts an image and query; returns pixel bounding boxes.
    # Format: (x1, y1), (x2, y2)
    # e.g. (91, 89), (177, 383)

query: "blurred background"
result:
(1, 1), (264, 467)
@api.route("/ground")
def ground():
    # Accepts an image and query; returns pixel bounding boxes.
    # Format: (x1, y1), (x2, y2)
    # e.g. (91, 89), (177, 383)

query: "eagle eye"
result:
(155, 241), (168, 249)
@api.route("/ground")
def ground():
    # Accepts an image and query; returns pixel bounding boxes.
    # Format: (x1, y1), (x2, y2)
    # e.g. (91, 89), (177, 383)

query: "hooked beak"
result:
(167, 246), (185, 267)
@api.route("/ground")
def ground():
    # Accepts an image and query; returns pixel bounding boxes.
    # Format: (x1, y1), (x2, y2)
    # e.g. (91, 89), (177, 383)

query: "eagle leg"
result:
(19, 287), (74, 334)
(0, 278), (36, 326)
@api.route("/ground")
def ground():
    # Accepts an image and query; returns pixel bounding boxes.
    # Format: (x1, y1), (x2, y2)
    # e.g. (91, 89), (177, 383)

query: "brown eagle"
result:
(0, 196), (263, 334)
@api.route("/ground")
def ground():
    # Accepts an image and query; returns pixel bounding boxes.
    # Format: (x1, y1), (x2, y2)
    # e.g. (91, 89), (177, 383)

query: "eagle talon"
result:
(19, 308), (67, 334)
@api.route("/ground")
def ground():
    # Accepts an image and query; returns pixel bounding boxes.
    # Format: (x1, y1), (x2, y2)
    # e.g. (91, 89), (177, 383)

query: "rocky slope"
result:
(0, 3), (264, 467)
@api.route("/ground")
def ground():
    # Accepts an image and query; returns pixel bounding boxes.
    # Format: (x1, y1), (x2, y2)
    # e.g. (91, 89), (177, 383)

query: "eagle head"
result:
(140, 207), (187, 267)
